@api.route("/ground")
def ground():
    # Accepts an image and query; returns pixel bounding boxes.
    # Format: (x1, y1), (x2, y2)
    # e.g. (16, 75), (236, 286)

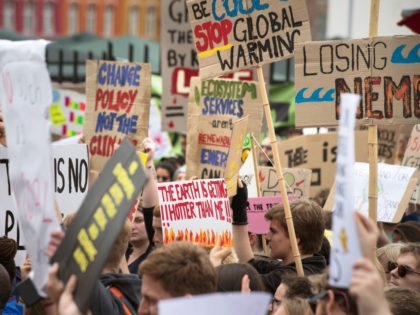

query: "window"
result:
(146, 7), (155, 37)
(43, 2), (55, 36)
(68, 3), (79, 34)
(86, 4), (96, 33)
(3, 1), (15, 30)
(23, 1), (35, 34)
(129, 6), (138, 36)
(104, 5), (114, 37)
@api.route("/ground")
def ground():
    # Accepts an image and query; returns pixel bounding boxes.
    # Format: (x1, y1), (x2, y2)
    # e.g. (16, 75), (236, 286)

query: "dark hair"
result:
(0, 264), (10, 310)
(385, 287), (420, 315)
(0, 236), (17, 283)
(216, 263), (266, 292)
(282, 276), (313, 299)
(156, 160), (177, 180)
(265, 200), (325, 255)
(318, 237), (331, 265)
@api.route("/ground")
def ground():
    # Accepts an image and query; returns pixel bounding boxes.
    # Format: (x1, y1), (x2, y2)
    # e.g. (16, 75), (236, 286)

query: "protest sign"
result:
(186, 115), (239, 180)
(325, 162), (418, 223)
(161, 0), (199, 131)
(51, 138), (148, 313)
(187, 0), (311, 79)
(259, 166), (311, 199)
(277, 131), (369, 197)
(329, 94), (362, 288)
(401, 124), (420, 204)
(247, 195), (297, 234)
(159, 292), (271, 315)
(377, 125), (402, 164)
(188, 77), (262, 138)
(224, 116), (248, 196)
(0, 40), (60, 293)
(84, 60), (151, 172)
(50, 89), (86, 137)
(157, 179), (232, 247)
(0, 145), (89, 265)
(239, 147), (258, 198)
(295, 35), (420, 127)
(52, 144), (89, 215)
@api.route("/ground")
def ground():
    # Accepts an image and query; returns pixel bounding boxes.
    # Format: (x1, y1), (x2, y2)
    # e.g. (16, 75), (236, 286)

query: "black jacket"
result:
(89, 273), (141, 315)
(249, 254), (327, 294)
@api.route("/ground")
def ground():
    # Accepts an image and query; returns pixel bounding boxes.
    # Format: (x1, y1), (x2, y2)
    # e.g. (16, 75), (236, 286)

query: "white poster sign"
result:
(239, 149), (258, 198)
(0, 40), (60, 294)
(329, 94), (362, 288)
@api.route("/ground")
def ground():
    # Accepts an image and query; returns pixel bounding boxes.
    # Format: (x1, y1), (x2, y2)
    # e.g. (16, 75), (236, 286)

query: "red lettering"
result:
(194, 20), (232, 52)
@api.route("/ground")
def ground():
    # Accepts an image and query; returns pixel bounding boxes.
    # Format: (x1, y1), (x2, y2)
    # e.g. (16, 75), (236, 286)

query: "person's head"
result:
(131, 209), (149, 247)
(103, 219), (131, 273)
(389, 243), (420, 292)
(0, 264), (10, 311)
(0, 236), (17, 283)
(173, 165), (186, 181)
(392, 221), (420, 243)
(308, 272), (357, 315)
(216, 263), (265, 292)
(138, 242), (217, 315)
(376, 243), (404, 282)
(385, 287), (420, 315)
(260, 137), (273, 166)
(270, 276), (313, 314)
(152, 205), (162, 247)
(156, 161), (176, 183)
(275, 298), (314, 315)
(265, 200), (325, 262)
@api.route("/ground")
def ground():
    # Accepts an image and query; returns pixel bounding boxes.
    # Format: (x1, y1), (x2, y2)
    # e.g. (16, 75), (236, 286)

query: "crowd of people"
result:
(0, 135), (419, 315)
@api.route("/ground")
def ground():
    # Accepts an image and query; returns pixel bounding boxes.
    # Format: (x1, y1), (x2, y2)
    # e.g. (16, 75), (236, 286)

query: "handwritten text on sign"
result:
(187, 0), (311, 79)
(84, 60), (151, 172)
(295, 35), (420, 127)
(402, 125), (420, 204)
(188, 77), (262, 137)
(247, 195), (297, 234)
(157, 179), (232, 247)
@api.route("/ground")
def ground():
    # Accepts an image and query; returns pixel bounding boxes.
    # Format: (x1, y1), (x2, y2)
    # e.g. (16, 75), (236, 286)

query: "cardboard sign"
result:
(51, 138), (148, 313)
(161, 0), (199, 131)
(50, 89), (86, 137)
(224, 116), (249, 196)
(329, 94), (362, 289)
(239, 147), (258, 198)
(325, 162), (418, 223)
(52, 144), (89, 215)
(188, 77), (263, 138)
(277, 131), (369, 197)
(159, 292), (271, 315)
(157, 179), (232, 247)
(187, 0), (311, 79)
(401, 124), (420, 204)
(247, 195), (297, 234)
(377, 125), (401, 164)
(0, 40), (60, 294)
(259, 166), (311, 199)
(295, 35), (420, 127)
(84, 60), (151, 172)
(186, 115), (236, 180)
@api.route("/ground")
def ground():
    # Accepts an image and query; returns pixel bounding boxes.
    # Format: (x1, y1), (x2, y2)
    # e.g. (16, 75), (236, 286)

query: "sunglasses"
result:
(390, 263), (420, 278)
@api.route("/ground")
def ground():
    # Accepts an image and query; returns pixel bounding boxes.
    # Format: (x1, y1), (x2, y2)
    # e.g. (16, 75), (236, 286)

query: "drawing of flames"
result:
(164, 228), (232, 247)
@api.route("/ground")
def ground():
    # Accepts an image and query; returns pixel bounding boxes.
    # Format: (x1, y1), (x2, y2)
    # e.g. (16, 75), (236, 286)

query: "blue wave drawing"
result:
(391, 44), (420, 64)
(295, 87), (335, 103)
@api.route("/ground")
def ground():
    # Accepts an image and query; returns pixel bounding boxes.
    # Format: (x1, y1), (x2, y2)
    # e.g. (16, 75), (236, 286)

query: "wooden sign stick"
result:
(368, 0), (380, 222)
(257, 66), (304, 276)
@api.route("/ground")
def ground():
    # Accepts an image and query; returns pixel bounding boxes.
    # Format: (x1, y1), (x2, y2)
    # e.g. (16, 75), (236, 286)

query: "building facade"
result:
(0, 0), (161, 40)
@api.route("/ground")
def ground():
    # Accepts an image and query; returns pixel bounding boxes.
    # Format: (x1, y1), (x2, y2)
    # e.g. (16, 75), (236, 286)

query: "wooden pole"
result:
(257, 66), (304, 276)
(368, 0), (380, 222)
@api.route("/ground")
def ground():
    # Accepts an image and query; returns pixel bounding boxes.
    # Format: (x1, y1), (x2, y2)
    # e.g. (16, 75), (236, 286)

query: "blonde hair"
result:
(281, 298), (314, 315)
(377, 243), (404, 264)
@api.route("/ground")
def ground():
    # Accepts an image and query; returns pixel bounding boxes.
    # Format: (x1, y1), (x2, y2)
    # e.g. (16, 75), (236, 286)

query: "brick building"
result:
(0, 0), (161, 40)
